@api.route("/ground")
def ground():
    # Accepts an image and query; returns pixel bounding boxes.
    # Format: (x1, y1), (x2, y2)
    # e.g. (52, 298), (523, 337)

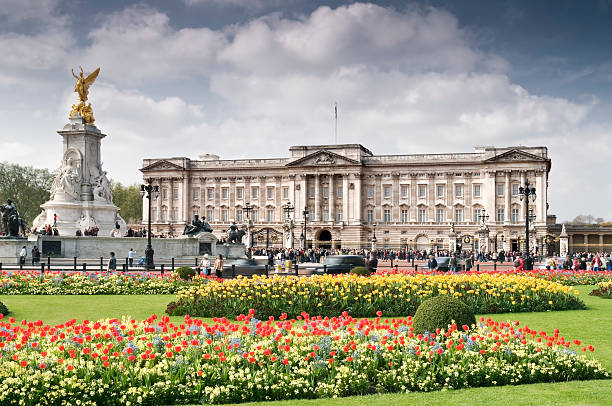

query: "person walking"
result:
(449, 253), (458, 273)
(19, 246), (27, 267)
(214, 254), (224, 279)
(128, 248), (135, 267)
(31, 246), (40, 266)
(107, 252), (117, 272)
(199, 254), (211, 276)
(427, 254), (438, 271)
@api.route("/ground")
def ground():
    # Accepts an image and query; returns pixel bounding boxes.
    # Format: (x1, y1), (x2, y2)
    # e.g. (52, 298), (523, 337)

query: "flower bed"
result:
(380, 268), (612, 285)
(0, 312), (606, 405)
(166, 274), (585, 318)
(0, 271), (214, 295)
(589, 281), (612, 299)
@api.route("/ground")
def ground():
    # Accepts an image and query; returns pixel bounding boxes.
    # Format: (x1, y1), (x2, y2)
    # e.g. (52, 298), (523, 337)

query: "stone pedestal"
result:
(32, 115), (125, 236)
(559, 224), (569, 257)
(216, 243), (246, 259)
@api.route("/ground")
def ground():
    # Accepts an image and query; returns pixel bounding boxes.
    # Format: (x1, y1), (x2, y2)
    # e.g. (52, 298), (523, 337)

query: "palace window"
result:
(266, 209), (274, 222)
(282, 187), (289, 199)
(496, 208), (504, 223)
(436, 209), (445, 223)
(367, 187), (374, 198)
(173, 188), (179, 200)
(161, 208), (168, 221)
(221, 209), (228, 223)
(206, 209), (213, 222)
(473, 184), (481, 198)
(401, 209), (408, 223)
(152, 208), (157, 221)
(367, 209), (373, 223)
(222, 187), (229, 200)
(418, 185), (426, 198)
(418, 209), (426, 222)
(236, 187), (243, 200)
(337, 209), (343, 222)
(511, 208), (519, 224)
(383, 209), (391, 222)
(322, 210), (329, 222)
(252, 210), (259, 222)
(337, 186), (343, 198)
(383, 185), (391, 198)
(323, 186), (329, 198)
(192, 188), (199, 200)
(473, 208), (481, 223)
(162, 188), (168, 200)
(455, 184), (463, 198)
(266, 187), (274, 200)
(436, 185), (445, 198)
(172, 208), (178, 221)
(251, 187), (259, 199)
(512, 184), (519, 196)
(236, 210), (243, 222)
(455, 208), (463, 223)
(401, 185), (409, 198)
(497, 184), (504, 197)
(309, 186), (315, 199)
(207, 188), (214, 201)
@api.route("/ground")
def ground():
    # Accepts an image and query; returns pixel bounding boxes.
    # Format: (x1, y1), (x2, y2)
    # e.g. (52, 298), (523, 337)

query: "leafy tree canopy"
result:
(0, 162), (54, 225)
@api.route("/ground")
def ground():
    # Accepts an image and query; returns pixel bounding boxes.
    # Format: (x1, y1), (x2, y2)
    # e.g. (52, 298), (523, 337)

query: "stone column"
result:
(328, 174), (334, 223)
(392, 173), (400, 221)
(214, 177), (221, 223)
(354, 174), (362, 223)
(182, 176), (189, 222)
(314, 174), (320, 222)
(156, 178), (163, 223)
(520, 170), (526, 221)
(342, 175), (349, 222)
(168, 178), (175, 224)
(504, 171), (511, 223)
(600, 234), (604, 251)
(275, 176), (282, 222)
(584, 234), (589, 252)
(446, 174), (453, 222)
(569, 234), (574, 254)
(259, 176), (266, 223)
(301, 175), (308, 220)
(485, 171), (496, 223)
(229, 177), (236, 221)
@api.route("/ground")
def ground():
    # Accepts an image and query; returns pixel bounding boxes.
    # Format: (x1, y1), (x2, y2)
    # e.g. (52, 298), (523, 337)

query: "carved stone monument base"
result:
(32, 114), (125, 236)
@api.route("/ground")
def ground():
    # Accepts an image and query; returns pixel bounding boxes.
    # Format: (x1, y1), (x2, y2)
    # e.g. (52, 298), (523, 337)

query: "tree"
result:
(110, 181), (142, 225)
(567, 214), (605, 225)
(0, 162), (55, 225)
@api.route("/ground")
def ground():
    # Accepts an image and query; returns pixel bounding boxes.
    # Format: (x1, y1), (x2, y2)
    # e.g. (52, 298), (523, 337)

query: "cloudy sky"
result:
(1, 0), (611, 222)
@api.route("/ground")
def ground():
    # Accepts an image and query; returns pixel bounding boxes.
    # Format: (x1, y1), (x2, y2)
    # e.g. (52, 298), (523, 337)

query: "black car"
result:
(321, 255), (366, 274)
(433, 256), (450, 271)
(223, 258), (267, 277)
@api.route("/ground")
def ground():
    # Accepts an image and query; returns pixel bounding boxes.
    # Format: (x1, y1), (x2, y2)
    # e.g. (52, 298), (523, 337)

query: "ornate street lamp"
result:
(243, 202), (254, 247)
(282, 203), (295, 220)
(243, 202), (253, 219)
(518, 180), (537, 257)
(140, 178), (159, 271)
(302, 208), (309, 250)
(477, 209), (490, 226)
(371, 223), (377, 250)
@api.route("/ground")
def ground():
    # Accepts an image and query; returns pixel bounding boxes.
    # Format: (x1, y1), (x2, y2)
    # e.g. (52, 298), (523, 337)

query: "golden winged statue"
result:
(69, 66), (100, 125)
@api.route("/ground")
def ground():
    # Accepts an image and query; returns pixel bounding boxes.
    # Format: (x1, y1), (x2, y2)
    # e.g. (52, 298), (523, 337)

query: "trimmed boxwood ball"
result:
(0, 301), (9, 316)
(412, 295), (475, 334)
(350, 266), (371, 276)
(175, 266), (196, 281)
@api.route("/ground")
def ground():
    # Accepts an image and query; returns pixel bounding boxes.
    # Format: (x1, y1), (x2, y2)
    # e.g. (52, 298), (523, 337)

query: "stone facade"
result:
(141, 144), (552, 253)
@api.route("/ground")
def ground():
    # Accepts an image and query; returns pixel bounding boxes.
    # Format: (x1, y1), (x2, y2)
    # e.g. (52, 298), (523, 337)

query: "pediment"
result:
(286, 150), (361, 167)
(141, 160), (184, 171)
(484, 149), (547, 163)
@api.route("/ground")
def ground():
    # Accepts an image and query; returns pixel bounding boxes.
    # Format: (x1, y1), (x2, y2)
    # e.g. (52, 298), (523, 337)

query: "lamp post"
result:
(140, 178), (159, 271)
(243, 202), (254, 247)
(302, 208), (309, 250)
(518, 180), (537, 256)
(477, 209), (490, 253)
(477, 209), (489, 226)
(371, 223), (377, 250)
(282, 203), (295, 220)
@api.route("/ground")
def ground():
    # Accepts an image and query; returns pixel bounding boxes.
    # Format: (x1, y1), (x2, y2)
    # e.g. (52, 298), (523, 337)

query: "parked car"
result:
(320, 255), (366, 274)
(423, 257), (463, 272)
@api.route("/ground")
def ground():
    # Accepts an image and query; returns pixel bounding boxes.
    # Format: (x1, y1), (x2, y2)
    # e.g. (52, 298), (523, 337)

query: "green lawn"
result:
(0, 286), (610, 405)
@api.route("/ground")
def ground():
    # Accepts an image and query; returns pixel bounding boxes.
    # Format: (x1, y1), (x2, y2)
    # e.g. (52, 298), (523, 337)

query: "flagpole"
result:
(334, 102), (338, 144)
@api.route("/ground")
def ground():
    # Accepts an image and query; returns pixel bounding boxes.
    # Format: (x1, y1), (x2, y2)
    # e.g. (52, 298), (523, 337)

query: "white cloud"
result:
(81, 5), (226, 83)
(184, 0), (287, 10)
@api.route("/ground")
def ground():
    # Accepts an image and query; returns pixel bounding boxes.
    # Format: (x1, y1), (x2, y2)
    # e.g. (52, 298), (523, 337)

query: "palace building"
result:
(140, 144), (558, 253)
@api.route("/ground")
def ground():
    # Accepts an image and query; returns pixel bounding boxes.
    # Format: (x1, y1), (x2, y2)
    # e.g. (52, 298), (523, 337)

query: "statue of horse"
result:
(227, 227), (246, 244)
